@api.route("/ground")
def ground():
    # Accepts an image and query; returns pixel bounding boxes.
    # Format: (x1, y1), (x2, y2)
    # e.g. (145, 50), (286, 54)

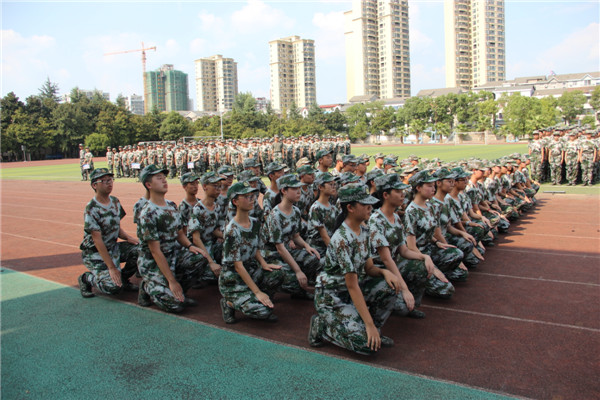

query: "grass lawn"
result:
(1, 143), (598, 195)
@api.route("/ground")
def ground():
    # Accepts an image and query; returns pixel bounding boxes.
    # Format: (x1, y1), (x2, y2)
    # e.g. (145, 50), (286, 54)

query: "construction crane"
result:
(104, 42), (157, 114)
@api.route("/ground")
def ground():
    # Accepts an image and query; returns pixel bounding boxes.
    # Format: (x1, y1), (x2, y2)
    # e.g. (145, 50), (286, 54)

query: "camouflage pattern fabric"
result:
(219, 218), (284, 319)
(80, 196), (138, 294)
(306, 201), (338, 258)
(261, 205), (320, 294)
(137, 200), (202, 313)
(188, 200), (225, 281)
(314, 222), (396, 355)
(368, 208), (428, 314)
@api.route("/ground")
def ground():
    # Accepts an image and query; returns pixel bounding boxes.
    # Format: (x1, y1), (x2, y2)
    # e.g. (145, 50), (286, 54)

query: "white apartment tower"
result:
(269, 35), (316, 112)
(195, 55), (238, 112)
(445, 0), (506, 89)
(344, 0), (411, 102)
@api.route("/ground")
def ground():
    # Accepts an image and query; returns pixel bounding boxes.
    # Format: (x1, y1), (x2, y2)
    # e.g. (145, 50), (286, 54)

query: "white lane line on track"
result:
(1, 203), (81, 213)
(524, 220), (600, 226)
(494, 248), (600, 258)
(420, 305), (600, 333)
(470, 272), (600, 287)
(1, 215), (82, 227)
(1, 232), (79, 249)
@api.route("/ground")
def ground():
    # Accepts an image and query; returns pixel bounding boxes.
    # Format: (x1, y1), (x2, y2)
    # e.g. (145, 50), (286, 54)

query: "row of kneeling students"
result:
(79, 152), (537, 355)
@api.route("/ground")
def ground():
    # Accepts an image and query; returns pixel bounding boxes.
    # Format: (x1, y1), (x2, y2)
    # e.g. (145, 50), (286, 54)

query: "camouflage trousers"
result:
(498, 202), (519, 221)
(168, 164), (177, 179)
(196, 240), (223, 284)
(580, 157), (594, 184)
(116, 164), (123, 178)
(392, 258), (428, 315)
(549, 162), (562, 184)
(530, 155), (542, 182)
(82, 242), (139, 295)
(219, 260), (284, 320)
(422, 242), (467, 283)
(263, 247), (320, 295)
(314, 275), (396, 355)
(138, 248), (202, 313)
(446, 234), (480, 269)
(565, 160), (578, 185)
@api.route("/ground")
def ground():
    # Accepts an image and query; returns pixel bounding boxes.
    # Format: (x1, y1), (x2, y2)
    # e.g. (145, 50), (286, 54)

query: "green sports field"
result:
(1, 143), (598, 195)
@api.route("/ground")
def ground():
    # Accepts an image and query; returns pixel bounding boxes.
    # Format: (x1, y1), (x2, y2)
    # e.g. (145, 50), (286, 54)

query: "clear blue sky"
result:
(2, 0), (598, 107)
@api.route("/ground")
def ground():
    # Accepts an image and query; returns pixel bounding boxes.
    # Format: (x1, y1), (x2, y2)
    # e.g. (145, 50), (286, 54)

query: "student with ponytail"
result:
(309, 183), (401, 355)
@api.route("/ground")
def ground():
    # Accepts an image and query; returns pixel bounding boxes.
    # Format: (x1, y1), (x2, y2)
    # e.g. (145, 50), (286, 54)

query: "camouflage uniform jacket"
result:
(403, 201), (437, 251)
(80, 196), (125, 254)
(261, 205), (302, 259)
(368, 208), (406, 267)
(262, 188), (278, 218)
(297, 185), (315, 220)
(316, 222), (370, 292)
(187, 200), (222, 244)
(306, 200), (338, 249)
(429, 196), (455, 236)
(465, 180), (484, 206)
(222, 217), (262, 267)
(178, 199), (197, 231)
(445, 194), (465, 223)
(138, 200), (182, 267)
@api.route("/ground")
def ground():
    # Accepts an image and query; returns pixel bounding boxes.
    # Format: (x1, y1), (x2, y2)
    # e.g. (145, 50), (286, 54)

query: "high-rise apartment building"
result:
(269, 35), (316, 112)
(145, 64), (190, 112)
(128, 94), (144, 115)
(445, 0), (506, 89)
(344, 0), (411, 102)
(195, 55), (238, 113)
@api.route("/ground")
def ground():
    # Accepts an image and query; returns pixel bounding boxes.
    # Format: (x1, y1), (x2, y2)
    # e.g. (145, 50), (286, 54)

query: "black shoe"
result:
(183, 297), (198, 307)
(291, 291), (314, 301)
(138, 282), (152, 307)
(122, 280), (139, 292)
(265, 314), (278, 323)
(380, 335), (394, 348)
(408, 309), (426, 319)
(78, 273), (94, 298)
(220, 298), (236, 324)
(308, 315), (324, 347)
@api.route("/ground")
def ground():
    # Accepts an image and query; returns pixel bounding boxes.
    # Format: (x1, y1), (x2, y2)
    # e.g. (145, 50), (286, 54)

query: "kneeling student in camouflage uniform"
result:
(369, 174), (434, 318)
(218, 182), (284, 324)
(136, 165), (204, 313)
(309, 183), (401, 355)
(261, 174), (321, 299)
(78, 168), (139, 298)
(404, 170), (464, 297)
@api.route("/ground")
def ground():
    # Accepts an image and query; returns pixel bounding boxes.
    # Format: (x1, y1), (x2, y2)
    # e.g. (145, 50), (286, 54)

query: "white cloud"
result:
(198, 11), (224, 32)
(189, 38), (208, 55)
(237, 62), (270, 98)
(1, 30), (57, 89)
(509, 22), (599, 78)
(231, 0), (295, 34)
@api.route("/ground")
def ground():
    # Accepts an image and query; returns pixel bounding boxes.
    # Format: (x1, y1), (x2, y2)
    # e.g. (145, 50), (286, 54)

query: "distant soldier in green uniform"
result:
(528, 131), (544, 182)
(579, 130), (597, 185)
(83, 147), (94, 181)
(564, 133), (580, 185)
(79, 143), (86, 180)
(78, 168), (139, 298)
(218, 182), (284, 324)
(106, 146), (114, 175)
(548, 132), (565, 185)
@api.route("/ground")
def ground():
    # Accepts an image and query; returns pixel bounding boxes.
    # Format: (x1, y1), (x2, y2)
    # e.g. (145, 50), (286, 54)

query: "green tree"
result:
(38, 77), (61, 103)
(324, 109), (347, 134)
(159, 111), (191, 141)
(85, 132), (110, 153)
(588, 86), (600, 123)
(1, 92), (25, 156)
(345, 103), (370, 141)
(558, 90), (586, 125)
(501, 93), (536, 138)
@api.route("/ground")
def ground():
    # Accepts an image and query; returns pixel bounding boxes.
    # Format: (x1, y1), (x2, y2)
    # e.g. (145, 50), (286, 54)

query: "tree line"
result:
(2, 79), (598, 160)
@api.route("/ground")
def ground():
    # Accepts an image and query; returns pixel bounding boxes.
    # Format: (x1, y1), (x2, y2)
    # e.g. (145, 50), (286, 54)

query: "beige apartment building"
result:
(445, 0), (506, 89)
(269, 35), (316, 112)
(344, 0), (411, 102)
(195, 55), (238, 112)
